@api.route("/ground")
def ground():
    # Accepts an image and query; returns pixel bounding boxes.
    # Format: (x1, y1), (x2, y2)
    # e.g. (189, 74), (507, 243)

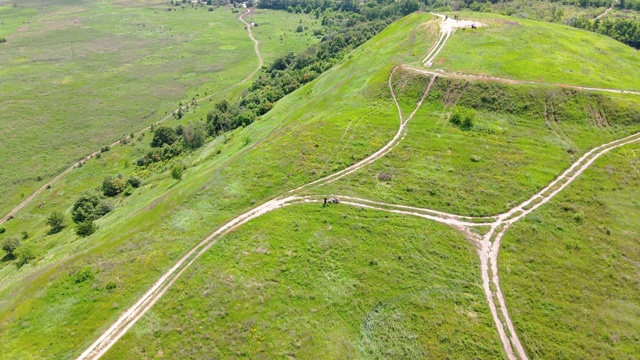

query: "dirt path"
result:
(407, 66), (640, 95)
(423, 13), (483, 67)
(290, 68), (436, 193)
(595, 0), (618, 20)
(0, 9), (263, 226)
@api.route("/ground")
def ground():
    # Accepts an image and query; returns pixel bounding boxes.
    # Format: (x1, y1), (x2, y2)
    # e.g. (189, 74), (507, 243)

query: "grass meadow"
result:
(315, 69), (640, 216)
(435, 12), (640, 91)
(105, 204), (503, 359)
(499, 142), (640, 359)
(0, 1), (317, 216)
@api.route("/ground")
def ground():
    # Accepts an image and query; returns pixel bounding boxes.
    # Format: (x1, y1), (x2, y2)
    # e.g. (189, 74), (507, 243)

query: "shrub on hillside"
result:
(151, 126), (178, 148)
(126, 176), (142, 188)
(1, 237), (22, 257)
(450, 107), (476, 130)
(102, 175), (127, 197)
(14, 244), (37, 267)
(46, 211), (65, 234)
(171, 164), (183, 181)
(72, 193), (113, 223)
(76, 220), (97, 237)
(183, 122), (206, 149)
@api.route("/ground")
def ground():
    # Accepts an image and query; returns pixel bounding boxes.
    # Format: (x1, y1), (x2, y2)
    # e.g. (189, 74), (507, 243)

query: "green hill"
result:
(0, 9), (639, 360)
(435, 12), (640, 91)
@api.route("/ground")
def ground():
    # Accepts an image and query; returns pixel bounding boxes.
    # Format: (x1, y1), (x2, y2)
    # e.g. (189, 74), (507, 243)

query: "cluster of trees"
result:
(449, 107), (477, 130)
(568, 16), (640, 49)
(1, 237), (36, 267)
(205, 16), (393, 137)
(136, 123), (206, 166)
(259, 0), (421, 20)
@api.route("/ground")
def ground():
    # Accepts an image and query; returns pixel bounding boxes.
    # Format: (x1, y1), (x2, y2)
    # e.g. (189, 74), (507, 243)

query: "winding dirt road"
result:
(0, 9), (262, 226)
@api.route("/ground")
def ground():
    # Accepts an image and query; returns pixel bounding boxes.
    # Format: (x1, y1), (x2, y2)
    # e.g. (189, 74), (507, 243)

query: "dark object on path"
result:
(323, 197), (328, 207)
(471, 24), (476, 29)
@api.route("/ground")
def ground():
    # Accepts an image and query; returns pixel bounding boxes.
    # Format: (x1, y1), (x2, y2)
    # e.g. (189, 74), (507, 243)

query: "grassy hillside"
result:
(0, 1), (317, 216)
(499, 142), (640, 359)
(0, 13), (436, 359)
(104, 205), (503, 359)
(435, 12), (640, 91)
(316, 69), (640, 216)
(1, 9), (639, 359)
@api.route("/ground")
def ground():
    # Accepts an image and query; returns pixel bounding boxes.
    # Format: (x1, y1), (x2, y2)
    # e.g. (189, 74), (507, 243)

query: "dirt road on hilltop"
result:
(0, 9), (263, 226)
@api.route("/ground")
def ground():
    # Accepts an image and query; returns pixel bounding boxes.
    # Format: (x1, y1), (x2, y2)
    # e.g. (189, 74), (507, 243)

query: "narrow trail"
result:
(595, 0), (618, 20)
(0, 8), (262, 226)
(289, 69), (437, 193)
(407, 66), (640, 95)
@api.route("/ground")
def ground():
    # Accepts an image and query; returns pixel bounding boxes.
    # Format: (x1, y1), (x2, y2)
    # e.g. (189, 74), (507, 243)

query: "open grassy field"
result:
(314, 68), (640, 216)
(0, 0), (317, 216)
(0, 13), (435, 359)
(499, 142), (640, 359)
(434, 12), (640, 91)
(104, 204), (502, 359)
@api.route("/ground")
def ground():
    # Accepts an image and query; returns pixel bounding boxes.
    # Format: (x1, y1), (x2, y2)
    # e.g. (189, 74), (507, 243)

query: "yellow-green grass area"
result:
(0, 5), (37, 37)
(434, 12), (640, 91)
(0, 1), (317, 216)
(104, 204), (503, 359)
(314, 68), (640, 216)
(499, 141), (640, 359)
(0, 13), (435, 359)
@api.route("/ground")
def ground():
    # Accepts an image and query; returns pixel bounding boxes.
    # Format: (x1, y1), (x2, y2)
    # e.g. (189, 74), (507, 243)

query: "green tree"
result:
(449, 107), (476, 130)
(72, 192), (101, 223)
(183, 122), (206, 149)
(76, 221), (97, 237)
(14, 244), (37, 267)
(46, 211), (65, 234)
(171, 164), (183, 181)
(102, 175), (127, 197)
(151, 126), (178, 148)
(1, 237), (22, 257)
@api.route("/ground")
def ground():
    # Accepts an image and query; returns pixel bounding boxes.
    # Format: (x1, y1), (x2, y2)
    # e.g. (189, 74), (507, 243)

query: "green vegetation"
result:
(0, 1), (318, 216)
(499, 142), (640, 359)
(0, 13), (432, 359)
(436, 12), (640, 91)
(45, 211), (65, 234)
(105, 205), (502, 359)
(1, 5), (640, 359)
(316, 69), (640, 216)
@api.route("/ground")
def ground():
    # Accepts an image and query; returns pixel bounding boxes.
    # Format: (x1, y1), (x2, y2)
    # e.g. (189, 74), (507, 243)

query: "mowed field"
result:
(0, 0), (317, 216)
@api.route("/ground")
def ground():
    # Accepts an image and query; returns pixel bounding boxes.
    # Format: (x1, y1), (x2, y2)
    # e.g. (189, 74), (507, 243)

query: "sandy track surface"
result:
(0, 9), (262, 226)
(407, 66), (640, 95)
(595, 0), (618, 20)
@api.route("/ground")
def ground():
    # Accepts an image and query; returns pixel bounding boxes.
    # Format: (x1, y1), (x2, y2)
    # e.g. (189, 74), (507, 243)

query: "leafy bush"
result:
(14, 244), (37, 267)
(46, 211), (65, 234)
(126, 176), (142, 188)
(151, 126), (178, 148)
(449, 107), (476, 130)
(74, 266), (94, 283)
(1, 237), (22, 257)
(183, 122), (206, 149)
(72, 192), (101, 223)
(0, 227), (5, 234)
(76, 221), (97, 237)
(94, 200), (114, 218)
(171, 165), (183, 181)
(102, 175), (127, 197)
